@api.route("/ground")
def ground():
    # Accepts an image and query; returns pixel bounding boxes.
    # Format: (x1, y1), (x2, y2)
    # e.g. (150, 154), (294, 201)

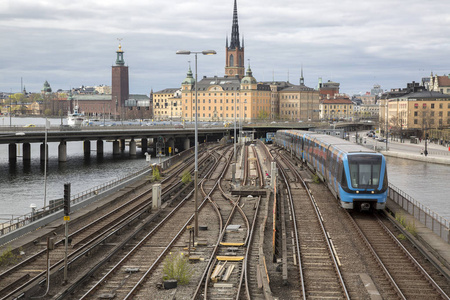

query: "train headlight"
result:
(356, 191), (359, 194)
(371, 191), (374, 194)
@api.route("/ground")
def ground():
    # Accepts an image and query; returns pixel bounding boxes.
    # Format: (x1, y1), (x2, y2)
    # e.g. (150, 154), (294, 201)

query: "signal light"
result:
(64, 183), (71, 216)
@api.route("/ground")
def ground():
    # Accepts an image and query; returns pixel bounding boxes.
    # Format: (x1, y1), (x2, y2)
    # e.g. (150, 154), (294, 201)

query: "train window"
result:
(348, 155), (382, 189)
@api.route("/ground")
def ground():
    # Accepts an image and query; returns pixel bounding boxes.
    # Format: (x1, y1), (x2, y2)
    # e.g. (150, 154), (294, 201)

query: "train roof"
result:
(279, 129), (378, 155)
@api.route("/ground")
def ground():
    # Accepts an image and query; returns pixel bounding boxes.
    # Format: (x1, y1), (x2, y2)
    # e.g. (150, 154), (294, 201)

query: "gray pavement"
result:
(358, 134), (450, 165)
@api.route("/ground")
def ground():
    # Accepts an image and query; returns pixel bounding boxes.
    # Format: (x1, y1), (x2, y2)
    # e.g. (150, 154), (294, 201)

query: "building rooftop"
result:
(398, 91), (450, 100)
(196, 76), (241, 91)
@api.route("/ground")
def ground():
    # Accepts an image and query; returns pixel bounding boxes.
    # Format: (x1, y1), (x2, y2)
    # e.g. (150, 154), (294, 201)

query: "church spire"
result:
(225, 0), (244, 79)
(229, 0), (240, 50)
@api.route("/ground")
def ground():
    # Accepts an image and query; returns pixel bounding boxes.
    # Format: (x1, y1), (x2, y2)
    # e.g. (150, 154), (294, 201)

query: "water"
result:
(0, 117), (157, 219)
(386, 157), (450, 221)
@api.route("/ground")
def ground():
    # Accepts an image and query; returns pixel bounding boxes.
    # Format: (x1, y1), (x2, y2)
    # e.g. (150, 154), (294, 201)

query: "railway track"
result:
(349, 211), (450, 300)
(191, 143), (266, 300)
(274, 144), (450, 299)
(0, 146), (219, 299)
(274, 149), (349, 299)
(75, 146), (234, 299)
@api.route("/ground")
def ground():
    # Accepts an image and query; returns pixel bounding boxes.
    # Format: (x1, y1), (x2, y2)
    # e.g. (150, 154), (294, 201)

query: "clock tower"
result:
(225, 0), (245, 79)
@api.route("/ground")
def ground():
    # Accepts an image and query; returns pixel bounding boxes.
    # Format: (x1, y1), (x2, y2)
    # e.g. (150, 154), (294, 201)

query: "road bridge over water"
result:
(0, 121), (372, 162)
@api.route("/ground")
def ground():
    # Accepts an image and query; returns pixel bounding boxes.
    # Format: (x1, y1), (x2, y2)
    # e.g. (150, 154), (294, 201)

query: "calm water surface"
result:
(386, 157), (450, 221)
(0, 117), (157, 219)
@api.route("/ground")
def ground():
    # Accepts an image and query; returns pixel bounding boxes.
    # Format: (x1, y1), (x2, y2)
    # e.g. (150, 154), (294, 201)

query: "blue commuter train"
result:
(275, 130), (388, 211)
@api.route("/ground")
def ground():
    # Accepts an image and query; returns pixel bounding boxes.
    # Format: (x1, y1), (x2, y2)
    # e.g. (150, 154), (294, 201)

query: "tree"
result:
(258, 110), (269, 120)
(11, 93), (26, 104)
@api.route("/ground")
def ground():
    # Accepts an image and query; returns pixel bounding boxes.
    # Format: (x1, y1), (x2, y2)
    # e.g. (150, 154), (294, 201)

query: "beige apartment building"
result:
(383, 91), (450, 137)
(152, 88), (182, 121)
(319, 95), (354, 121)
(180, 66), (271, 122)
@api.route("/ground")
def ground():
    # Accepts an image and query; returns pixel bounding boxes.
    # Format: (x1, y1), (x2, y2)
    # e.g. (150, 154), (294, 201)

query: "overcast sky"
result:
(2, 0), (450, 96)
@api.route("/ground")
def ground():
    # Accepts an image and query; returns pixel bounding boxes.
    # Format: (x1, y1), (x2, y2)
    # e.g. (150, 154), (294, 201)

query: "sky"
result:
(2, 0), (450, 96)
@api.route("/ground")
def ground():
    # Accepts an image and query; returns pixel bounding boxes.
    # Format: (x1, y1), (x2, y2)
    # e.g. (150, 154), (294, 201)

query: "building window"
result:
(414, 103), (418, 109)
(431, 103), (435, 109)
(423, 103), (427, 108)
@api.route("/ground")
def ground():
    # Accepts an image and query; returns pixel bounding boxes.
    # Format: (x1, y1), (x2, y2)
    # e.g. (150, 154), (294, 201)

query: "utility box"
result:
(152, 183), (161, 209)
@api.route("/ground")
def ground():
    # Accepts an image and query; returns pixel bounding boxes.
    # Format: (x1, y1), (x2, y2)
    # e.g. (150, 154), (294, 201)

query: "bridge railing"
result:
(388, 183), (450, 243)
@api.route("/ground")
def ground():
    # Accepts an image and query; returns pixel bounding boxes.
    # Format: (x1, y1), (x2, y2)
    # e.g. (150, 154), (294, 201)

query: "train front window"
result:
(348, 155), (382, 189)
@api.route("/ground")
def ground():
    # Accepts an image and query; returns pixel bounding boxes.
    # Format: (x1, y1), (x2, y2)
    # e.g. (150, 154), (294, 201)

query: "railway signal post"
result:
(63, 183), (71, 284)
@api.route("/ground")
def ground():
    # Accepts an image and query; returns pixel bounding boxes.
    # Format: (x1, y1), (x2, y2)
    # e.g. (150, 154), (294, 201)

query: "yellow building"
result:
(181, 65), (271, 122)
(152, 88), (182, 121)
(319, 95), (353, 121)
(278, 77), (320, 121)
(385, 91), (450, 137)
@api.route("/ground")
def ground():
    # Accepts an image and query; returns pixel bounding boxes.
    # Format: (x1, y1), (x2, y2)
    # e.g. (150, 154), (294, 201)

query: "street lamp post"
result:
(176, 49), (216, 237)
(234, 91), (237, 163)
(43, 118), (50, 209)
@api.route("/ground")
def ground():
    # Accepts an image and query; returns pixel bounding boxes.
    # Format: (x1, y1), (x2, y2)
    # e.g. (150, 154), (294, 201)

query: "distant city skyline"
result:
(2, 0), (449, 96)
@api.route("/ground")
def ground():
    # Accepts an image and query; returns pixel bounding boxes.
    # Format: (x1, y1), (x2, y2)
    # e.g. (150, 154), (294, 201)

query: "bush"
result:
(395, 212), (417, 237)
(181, 170), (192, 185)
(312, 174), (320, 184)
(0, 246), (21, 266)
(152, 167), (161, 181)
(163, 252), (192, 285)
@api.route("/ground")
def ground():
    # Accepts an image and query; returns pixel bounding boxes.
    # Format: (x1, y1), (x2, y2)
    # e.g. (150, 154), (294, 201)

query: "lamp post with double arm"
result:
(176, 49), (216, 237)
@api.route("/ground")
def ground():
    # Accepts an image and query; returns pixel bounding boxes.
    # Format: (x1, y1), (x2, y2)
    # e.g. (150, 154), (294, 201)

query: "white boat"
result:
(67, 105), (85, 127)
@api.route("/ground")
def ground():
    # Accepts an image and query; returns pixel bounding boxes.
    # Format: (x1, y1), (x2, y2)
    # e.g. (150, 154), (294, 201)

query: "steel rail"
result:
(0, 156), (203, 299)
(375, 214), (450, 299)
(124, 147), (233, 299)
(346, 212), (406, 299)
(80, 152), (220, 299)
(241, 145), (264, 299)
(275, 154), (306, 299)
(278, 151), (350, 299)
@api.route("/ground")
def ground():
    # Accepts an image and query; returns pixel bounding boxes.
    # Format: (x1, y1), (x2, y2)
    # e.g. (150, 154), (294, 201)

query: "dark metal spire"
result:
(300, 65), (304, 85)
(229, 0), (240, 49)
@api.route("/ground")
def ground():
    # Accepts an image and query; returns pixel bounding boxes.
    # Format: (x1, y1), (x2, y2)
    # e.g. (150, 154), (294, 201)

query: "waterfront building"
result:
(277, 71), (320, 121)
(152, 88), (182, 121)
(387, 91), (450, 133)
(319, 94), (353, 121)
(181, 65), (271, 122)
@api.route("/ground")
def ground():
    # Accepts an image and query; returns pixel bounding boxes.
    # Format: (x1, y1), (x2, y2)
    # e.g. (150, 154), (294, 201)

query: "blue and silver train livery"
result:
(275, 130), (388, 211)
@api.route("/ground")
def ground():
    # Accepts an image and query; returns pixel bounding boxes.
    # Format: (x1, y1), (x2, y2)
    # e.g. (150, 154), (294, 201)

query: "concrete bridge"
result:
(0, 126), (230, 162)
(1, 121), (373, 162)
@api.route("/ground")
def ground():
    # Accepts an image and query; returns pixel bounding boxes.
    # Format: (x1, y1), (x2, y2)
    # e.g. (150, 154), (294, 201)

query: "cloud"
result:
(1, 0), (450, 96)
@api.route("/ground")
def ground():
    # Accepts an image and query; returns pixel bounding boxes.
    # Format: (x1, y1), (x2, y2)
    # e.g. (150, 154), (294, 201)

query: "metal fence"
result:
(388, 183), (450, 244)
